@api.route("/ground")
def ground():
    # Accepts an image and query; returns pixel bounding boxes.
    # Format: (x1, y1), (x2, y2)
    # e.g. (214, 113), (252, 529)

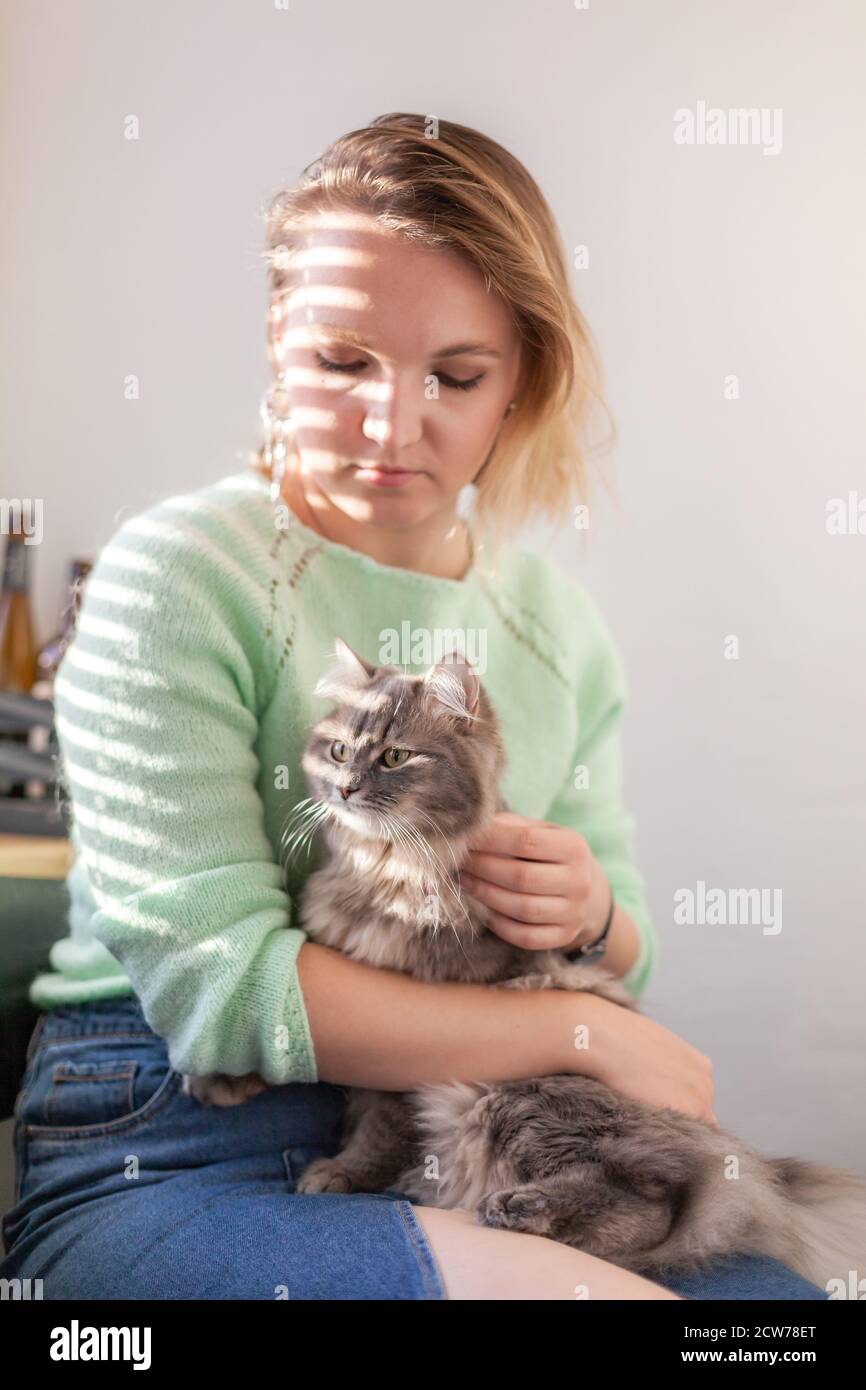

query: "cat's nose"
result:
(339, 787), (357, 800)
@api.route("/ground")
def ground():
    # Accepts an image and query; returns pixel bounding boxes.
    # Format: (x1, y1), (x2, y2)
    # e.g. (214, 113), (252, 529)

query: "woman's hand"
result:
(460, 813), (719, 1125)
(574, 992), (717, 1124)
(458, 811), (610, 953)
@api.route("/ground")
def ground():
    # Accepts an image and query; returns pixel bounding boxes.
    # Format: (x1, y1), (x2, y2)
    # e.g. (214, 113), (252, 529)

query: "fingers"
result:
(461, 852), (572, 896)
(473, 908), (577, 951)
(467, 812), (579, 864)
(459, 870), (570, 926)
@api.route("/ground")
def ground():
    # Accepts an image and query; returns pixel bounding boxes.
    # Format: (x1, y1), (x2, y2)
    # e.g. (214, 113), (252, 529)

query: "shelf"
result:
(0, 833), (74, 880)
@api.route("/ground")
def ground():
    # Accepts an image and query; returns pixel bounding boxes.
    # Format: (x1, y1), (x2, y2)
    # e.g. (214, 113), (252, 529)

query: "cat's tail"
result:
(760, 1157), (866, 1291)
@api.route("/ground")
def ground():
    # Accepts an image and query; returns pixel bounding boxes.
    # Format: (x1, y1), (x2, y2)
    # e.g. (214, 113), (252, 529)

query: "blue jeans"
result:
(1, 998), (827, 1300)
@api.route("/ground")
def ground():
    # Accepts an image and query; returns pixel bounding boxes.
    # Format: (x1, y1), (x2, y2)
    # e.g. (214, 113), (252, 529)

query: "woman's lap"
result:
(1, 998), (444, 1300)
(1, 998), (828, 1301)
(3, 1170), (443, 1300)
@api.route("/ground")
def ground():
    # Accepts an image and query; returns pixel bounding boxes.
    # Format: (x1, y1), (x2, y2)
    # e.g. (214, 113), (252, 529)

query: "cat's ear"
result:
(422, 650), (480, 722)
(313, 637), (377, 701)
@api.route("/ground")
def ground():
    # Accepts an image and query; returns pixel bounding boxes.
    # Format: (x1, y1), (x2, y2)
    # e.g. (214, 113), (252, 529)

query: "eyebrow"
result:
(307, 323), (503, 360)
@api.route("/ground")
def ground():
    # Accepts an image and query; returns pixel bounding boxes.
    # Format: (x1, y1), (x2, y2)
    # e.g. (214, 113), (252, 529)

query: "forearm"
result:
(296, 940), (604, 1090)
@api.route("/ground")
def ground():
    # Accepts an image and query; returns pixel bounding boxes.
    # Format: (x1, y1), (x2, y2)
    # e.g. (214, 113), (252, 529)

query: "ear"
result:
(313, 637), (377, 701)
(422, 649), (480, 722)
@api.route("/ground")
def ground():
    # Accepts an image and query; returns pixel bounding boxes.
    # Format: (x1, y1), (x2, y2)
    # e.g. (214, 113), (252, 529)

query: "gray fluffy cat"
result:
(186, 637), (866, 1288)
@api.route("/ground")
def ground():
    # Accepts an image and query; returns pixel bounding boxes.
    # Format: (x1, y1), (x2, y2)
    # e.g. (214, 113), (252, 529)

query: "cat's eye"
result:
(330, 740), (350, 763)
(380, 747), (411, 769)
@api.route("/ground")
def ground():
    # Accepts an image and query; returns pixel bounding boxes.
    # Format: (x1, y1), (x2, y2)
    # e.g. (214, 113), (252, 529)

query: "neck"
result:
(279, 466), (473, 581)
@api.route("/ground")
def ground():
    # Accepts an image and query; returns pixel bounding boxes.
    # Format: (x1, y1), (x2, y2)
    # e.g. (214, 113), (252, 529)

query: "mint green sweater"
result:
(32, 468), (658, 1083)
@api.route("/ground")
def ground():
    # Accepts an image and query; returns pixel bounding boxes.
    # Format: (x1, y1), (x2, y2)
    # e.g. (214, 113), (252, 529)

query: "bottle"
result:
(0, 521), (38, 693)
(0, 521), (39, 799)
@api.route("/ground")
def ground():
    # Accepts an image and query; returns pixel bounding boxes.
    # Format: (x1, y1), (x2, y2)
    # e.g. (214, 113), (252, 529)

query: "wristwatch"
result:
(563, 885), (615, 963)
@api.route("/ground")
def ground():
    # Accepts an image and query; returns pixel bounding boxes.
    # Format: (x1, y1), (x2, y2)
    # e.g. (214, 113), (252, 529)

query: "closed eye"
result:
(314, 352), (484, 393)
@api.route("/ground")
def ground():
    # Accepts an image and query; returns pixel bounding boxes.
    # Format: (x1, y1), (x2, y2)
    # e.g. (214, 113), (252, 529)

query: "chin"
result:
(330, 801), (380, 838)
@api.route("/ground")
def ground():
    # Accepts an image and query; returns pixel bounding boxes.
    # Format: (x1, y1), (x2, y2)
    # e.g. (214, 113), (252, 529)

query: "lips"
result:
(354, 463), (418, 474)
(352, 463), (422, 488)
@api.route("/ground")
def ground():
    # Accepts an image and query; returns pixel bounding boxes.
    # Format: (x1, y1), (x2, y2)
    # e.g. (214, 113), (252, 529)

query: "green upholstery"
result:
(0, 878), (69, 1120)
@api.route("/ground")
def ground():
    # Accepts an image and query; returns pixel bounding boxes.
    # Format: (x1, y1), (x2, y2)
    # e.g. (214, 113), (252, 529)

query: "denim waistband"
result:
(30, 996), (157, 1056)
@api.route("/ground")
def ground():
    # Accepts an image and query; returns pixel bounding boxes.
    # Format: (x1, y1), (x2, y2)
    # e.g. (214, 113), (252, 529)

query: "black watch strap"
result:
(563, 885), (615, 963)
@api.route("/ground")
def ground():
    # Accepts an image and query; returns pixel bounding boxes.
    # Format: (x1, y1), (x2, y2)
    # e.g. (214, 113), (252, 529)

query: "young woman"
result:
(1, 114), (826, 1300)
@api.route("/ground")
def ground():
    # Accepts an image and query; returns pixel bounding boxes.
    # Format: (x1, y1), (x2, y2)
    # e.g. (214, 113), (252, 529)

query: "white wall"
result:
(3, 0), (864, 1168)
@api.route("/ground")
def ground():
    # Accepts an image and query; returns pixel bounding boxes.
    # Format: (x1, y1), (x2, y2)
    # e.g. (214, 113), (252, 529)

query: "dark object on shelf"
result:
(0, 691), (54, 728)
(0, 690), (68, 836)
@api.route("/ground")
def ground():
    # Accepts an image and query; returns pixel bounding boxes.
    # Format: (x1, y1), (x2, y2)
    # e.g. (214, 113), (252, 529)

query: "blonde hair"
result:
(249, 113), (614, 563)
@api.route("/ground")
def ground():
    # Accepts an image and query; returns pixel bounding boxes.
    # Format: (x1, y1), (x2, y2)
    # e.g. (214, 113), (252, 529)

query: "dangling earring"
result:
(259, 372), (293, 506)
(455, 480), (477, 522)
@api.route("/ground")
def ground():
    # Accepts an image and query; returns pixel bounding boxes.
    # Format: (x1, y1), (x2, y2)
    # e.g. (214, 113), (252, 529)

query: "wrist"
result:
(564, 869), (615, 962)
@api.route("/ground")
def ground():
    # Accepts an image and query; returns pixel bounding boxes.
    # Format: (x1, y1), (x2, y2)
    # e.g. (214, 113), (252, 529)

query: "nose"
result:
(361, 377), (423, 452)
(339, 786), (358, 800)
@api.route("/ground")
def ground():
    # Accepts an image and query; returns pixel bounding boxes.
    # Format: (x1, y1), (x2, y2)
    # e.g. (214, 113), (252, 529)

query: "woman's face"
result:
(269, 210), (523, 530)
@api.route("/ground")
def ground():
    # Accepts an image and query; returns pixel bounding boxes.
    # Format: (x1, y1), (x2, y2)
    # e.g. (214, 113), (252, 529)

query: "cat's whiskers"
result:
(295, 804), (331, 860)
(370, 811), (450, 927)
(280, 800), (318, 850)
(367, 808), (401, 860)
(280, 795), (321, 842)
(408, 805), (462, 872)
(385, 809), (475, 952)
(278, 795), (316, 845)
(400, 805), (476, 929)
(375, 808), (426, 879)
(399, 814), (470, 916)
(387, 809), (447, 890)
(375, 808), (440, 895)
(391, 676), (408, 722)
(281, 798), (331, 866)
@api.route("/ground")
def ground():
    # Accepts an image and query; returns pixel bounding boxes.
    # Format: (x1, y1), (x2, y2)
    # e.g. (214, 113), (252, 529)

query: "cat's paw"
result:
(477, 1186), (558, 1235)
(295, 1157), (357, 1195)
(496, 973), (556, 991)
(182, 1072), (268, 1107)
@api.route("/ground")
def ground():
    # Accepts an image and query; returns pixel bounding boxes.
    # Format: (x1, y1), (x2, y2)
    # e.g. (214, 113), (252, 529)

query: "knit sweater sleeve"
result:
(50, 508), (318, 1084)
(543, 593), (659, 1000)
